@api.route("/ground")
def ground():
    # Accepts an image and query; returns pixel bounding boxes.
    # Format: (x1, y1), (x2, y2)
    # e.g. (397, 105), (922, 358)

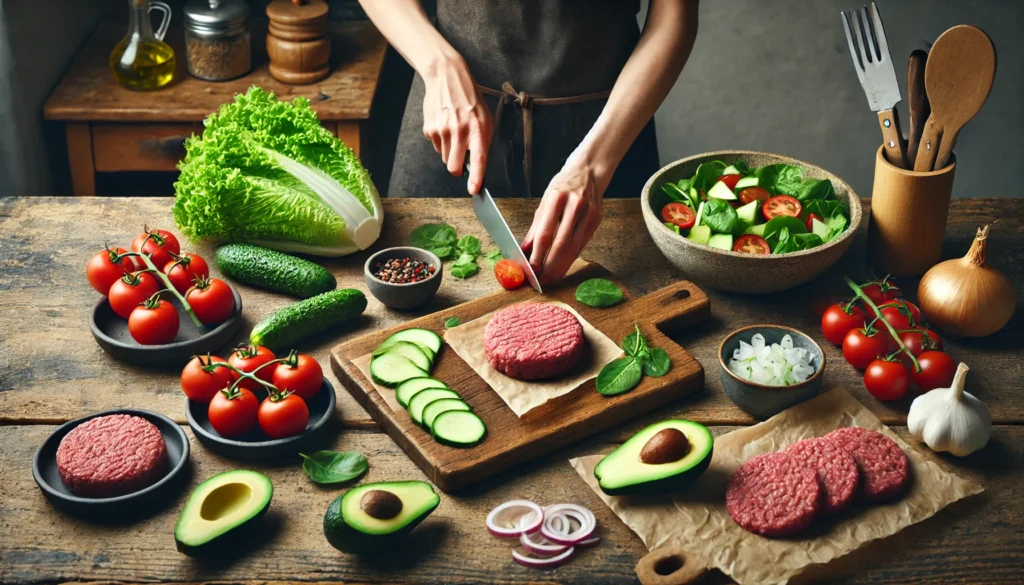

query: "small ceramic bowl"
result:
(364, 246), (443, 310)
(718, 325), (825, 420)
(641, 150), (863, 294)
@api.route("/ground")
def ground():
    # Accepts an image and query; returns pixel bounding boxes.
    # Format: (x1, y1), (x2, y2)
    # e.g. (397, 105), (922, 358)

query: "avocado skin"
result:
(596, 446), (714, 496)
(250, 288), (367, 351)
(322, 492), (440, 554)
(216, 244), (337, 298)
(173, 470), (274, 557)
(175, 501), (271, 556)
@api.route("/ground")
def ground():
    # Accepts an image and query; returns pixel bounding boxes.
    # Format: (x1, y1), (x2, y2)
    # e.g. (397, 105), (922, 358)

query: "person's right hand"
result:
(421, 56), (493, 194)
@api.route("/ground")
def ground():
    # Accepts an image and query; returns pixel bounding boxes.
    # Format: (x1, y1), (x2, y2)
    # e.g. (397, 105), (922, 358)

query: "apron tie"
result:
(480, 82), (611, 197)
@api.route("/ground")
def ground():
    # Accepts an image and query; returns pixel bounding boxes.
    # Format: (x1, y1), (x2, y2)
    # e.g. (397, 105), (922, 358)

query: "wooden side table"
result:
(43, 21), (387, 196)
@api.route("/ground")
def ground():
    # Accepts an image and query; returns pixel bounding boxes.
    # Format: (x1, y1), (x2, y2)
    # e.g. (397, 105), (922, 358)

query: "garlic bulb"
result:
(908, 363), (991, 456)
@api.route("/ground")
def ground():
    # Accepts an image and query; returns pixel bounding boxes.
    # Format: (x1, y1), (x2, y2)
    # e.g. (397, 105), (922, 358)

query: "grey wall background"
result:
(0, 0), (1020, 197)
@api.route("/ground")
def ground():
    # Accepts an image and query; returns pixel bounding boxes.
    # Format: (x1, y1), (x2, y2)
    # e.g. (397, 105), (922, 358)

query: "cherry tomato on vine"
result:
(739, 186), (771, 205)
(208, 387), (259, 438)
(181, 354), (236, 403)
(762, 195), (802, 221)
(258, 392), (310, 439)
(861, 280), (901, 305)
(821, 302), (866, 345)
(163, 253), (210, 294)
(494, 259), (526, 290)
(843, 327), (889, 370)
(879, 300), (921, 325)
(661, 202), (696, 230)
(131, 228), (180, 268)
(864, 359), (910, 401)
(186, 277), (235, 325)
(108, 271), (160, 318)
(715, 174), (743, 191)
(128, 298), (179, 345)
(86, 247), (135, 295)
(229, 345), (277, 391)
(272, 354), (323, 402)
(912, 351), (957, 391)
(898, 330), (942, 357)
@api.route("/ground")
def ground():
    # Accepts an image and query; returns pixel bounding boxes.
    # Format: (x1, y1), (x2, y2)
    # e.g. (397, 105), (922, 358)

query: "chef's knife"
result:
(467, 168), (542, 292)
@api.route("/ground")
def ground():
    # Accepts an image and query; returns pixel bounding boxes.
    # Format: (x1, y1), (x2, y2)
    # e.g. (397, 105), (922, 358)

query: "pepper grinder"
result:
(266, 0), (330, 85)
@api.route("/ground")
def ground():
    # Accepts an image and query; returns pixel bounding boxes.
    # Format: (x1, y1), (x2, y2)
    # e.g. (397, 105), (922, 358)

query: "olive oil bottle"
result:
(110, 0), (176, 90)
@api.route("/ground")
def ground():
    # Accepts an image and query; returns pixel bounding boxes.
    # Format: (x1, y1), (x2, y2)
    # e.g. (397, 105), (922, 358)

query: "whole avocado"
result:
(250, 288), (367, 351)
(216, 244), (337, 298)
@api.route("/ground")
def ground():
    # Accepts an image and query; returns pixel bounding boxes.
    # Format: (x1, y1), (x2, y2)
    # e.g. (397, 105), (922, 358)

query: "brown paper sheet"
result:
(569, 387), (983, 585)
(443, 301), (622, 416)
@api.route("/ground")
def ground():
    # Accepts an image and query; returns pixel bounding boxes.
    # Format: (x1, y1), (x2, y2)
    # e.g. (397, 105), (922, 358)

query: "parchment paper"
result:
(444, 301), (622, 416)
(569, 387), (983, 585)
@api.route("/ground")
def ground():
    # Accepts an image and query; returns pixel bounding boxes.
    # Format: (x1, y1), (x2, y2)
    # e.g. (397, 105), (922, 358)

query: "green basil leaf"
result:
(453, 252), (477, 266)
(575, 278), (624, 308)
(451, 261), (480, 279)
(300, 451), (368, 485)
(444, 317), (461, 328)
(596, 357), (643, 396)
(484, 248), (504, 264)
(642, 348), (671, 377)
(457, 235), (482, 255)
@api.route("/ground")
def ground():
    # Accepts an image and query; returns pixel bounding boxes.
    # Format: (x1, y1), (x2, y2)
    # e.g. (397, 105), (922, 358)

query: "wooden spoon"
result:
(913, 25), (996, 172)
(906, 49), (929, 163)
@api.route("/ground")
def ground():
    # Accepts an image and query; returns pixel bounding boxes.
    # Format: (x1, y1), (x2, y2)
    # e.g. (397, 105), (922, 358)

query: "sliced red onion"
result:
(520, 526), (570, 556)
(541, 504), (596, 546)
(486, 500), (543, 538)
(511, 545), (575, 569)
(577, 535), (602, 548)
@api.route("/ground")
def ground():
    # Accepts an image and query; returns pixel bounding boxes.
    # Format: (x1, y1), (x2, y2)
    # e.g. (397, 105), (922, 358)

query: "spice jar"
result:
(266, 0), (331, 85)
(183, 0), (251, 81)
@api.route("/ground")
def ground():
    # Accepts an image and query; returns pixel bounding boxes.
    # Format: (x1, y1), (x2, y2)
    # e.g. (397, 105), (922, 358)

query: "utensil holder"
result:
(868, 146), (956, 276)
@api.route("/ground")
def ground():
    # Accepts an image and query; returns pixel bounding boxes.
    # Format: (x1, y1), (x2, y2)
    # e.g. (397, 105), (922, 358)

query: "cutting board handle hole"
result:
(654, 555), (685, 576)
(662, 289), (691, 305)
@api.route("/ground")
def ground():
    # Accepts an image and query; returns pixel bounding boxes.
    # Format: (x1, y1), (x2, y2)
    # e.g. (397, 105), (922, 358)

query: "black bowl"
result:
(364, 246), (443, 310)
(90, 284), (243, 367)
(186, 379), (336, 460)
(33, 409), (190, 520)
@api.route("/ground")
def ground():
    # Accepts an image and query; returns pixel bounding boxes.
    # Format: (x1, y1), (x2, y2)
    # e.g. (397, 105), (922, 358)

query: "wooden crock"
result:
(265, 0), (330, 85)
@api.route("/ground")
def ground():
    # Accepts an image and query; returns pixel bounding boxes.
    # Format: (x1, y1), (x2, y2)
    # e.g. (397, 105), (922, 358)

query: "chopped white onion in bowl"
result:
(727, 333), (816, 386)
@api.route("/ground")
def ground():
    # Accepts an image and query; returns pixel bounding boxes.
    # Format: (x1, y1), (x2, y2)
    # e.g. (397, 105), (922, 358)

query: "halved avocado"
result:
(324, 480), (440, 554)
(594, 420), (713, 496)
(174, 470), (273, 556)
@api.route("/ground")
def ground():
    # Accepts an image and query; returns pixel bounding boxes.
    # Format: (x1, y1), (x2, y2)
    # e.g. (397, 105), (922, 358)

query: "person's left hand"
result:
(521, 160), (604, 285)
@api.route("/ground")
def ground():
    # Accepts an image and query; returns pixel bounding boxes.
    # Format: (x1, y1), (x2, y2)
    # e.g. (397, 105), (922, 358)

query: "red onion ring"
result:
(511, 545), (575, 569)
(541, 504), (596, 545)
(577, 535), (602, 548)
(519, 525), (570, 556)
(486, 500), (543, 538)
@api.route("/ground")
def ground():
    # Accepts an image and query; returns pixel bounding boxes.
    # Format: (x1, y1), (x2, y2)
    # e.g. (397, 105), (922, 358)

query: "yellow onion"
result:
(917, 226), (1015, 337)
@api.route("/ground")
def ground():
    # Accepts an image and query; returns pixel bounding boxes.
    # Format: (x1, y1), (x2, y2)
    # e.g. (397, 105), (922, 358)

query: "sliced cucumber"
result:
(431, 410), (486, 448)
(376, 328), (442, 355)
(687, 225), (712, 245)
(694, 201), (706, 227)
(743, 223), (767, 237)
(422, 398), (472, 429)
(395, 377), (448, 408)
(707, 181), (737, 201)
(736, 200), (759, 225)
(372, 341), (435, 364)
(811, 217), (828, 240)
(381, 341), (431, 372)
(408, 388), (461, 425)
(735, 176), (759, 190)
(369, 353), (428, 388)
(708, 233), (734, 251)
(721, 164), (741, 175)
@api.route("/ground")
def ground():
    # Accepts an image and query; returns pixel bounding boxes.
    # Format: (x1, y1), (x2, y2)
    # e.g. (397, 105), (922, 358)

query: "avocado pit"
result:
(361, 489), (403, 519)
(639, 428), (691, 464)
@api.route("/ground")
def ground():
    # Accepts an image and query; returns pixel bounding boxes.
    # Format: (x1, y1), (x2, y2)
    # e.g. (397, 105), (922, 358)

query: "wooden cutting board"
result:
(331, 262), (710, 491)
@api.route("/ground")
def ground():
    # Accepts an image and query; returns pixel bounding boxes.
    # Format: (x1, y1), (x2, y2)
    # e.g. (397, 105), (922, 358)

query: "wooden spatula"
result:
(913, 25), (996, 172)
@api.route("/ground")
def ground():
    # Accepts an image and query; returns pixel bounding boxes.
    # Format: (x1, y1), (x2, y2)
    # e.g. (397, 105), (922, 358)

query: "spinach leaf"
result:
(771, 227), (799, 254)
(622, 325), (650, 359)
(453, 252), (476, 266)
(444, 317), (461, 328)
(824, 213), (848, 242)
(596, 357), (643, 396)
(691, 160), (728, 196)
(795, 178), (835, 202)
(677, 178), (692, 192)
(701, 198), (740, 235)
(451, 261), (480, 279)
(484, 248), (504, 264)
(732, 160), (752, 175)
(300, 451), (368, 485)
(576, 278), (624, 308)
(642, 348), (671, 377)
(411, 223), (459, 259)
(757, 164), (804, 196)
(793, 233), (823, 250)
(457, 235), (482, 255)
(763, 215), (807, 247)
(803, 199), (843, 220)
(664, 221), (681, 234)
(661, 182), (690, 205)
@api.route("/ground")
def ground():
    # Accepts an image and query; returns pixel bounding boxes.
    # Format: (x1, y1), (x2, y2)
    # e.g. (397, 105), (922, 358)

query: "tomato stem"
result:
(845, 277), (920, 373)
(118, 249), (204, 329)
(206, 357), (289, 394)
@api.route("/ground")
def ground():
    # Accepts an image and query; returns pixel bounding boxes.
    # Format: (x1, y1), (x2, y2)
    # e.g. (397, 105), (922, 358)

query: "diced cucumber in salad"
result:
(659, 159), (849, 254)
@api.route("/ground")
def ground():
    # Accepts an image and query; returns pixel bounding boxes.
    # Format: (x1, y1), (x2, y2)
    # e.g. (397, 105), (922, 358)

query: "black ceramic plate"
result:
(186, 379), (336, 460)
(33, 409), (190, 520)
(90, 284), (242, 367)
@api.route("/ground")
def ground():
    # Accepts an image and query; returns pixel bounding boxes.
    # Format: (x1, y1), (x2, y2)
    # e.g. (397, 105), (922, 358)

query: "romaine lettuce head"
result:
(173, 86), (383, 256)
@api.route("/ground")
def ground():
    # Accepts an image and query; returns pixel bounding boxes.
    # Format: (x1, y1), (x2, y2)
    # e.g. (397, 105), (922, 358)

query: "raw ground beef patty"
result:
(56, 414), (168, 498)
(483, 303), (586, 380)
(726, 452), (822, 537)
(825, 427), (910, 502)
(783, 437), (859, 514)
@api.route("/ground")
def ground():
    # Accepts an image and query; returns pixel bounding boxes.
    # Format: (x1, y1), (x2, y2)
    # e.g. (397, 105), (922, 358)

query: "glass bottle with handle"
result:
(110, 0), (176, 90)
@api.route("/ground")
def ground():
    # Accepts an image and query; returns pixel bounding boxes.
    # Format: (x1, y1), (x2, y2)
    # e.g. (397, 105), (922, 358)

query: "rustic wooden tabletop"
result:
(0, 197), (1021, 584)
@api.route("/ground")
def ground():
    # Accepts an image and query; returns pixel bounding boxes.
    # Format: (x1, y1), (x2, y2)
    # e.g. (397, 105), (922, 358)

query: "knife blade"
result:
(468, 176), (543, 293)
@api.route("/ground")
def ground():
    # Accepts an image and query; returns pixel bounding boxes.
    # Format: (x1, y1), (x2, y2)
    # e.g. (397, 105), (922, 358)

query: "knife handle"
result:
(913, 115), (942, 172)
(878, 109), (908, 169)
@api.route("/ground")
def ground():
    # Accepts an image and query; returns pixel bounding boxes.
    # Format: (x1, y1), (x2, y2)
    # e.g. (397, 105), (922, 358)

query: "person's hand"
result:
(521, 160), (604, 285)
(421, 56), (493, 194)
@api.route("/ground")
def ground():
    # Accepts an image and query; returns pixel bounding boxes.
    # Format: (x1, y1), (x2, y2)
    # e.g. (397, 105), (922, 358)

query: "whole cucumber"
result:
(216, 244), (336, 298)
(251, 289), (367, 351)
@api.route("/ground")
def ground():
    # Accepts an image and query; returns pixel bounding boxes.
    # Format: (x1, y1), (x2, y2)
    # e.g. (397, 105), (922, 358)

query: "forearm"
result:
(573, 0), (699, 193)
(357, 0), (464, 79)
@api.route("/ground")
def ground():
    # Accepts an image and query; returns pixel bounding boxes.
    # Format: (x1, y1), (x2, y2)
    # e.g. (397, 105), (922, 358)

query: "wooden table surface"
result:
(1, 197), (1021, 584)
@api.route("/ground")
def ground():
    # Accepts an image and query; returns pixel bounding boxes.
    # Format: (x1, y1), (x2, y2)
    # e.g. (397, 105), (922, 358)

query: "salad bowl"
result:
(641, 150), (863, 293)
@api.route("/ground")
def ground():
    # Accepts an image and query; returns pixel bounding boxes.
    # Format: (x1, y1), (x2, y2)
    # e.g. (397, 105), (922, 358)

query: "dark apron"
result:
(388, 0), (660, 198)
